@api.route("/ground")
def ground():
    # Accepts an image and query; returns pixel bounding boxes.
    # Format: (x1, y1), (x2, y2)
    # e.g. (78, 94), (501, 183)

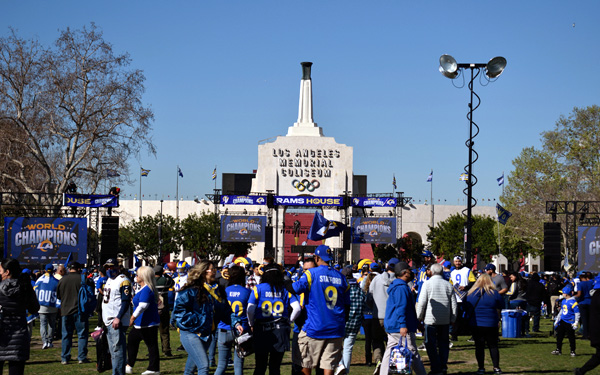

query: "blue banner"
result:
(4, 217), (88, 265)
(496, 203), (512, 225)
(64, 193), (119, 208)
(274, 196), (344, 207)
(578, 226), (600, 272)
(352, 197), (397, 207)
(351, 217), (396, 244)
(221, 216), (266, 242)
(220, 195), (267, 205)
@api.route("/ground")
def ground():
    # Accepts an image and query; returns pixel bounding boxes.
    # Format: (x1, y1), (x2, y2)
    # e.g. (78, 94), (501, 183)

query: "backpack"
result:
(79, 274), (97, 317)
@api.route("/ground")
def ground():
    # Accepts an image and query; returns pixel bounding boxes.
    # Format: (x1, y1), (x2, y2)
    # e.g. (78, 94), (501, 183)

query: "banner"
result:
(496, 203), (512, 225)
(4, 217), (88, 265)
(220, 195), (266, 205)
(578, 226), (600, 271)
(64, 194), (119, 208)
(307, 211), (346, 241)
(221, 216), (266, 242)
(352, 217), (396, 244)
(352, 197), (397, 208)
(274, 196), (343, 207)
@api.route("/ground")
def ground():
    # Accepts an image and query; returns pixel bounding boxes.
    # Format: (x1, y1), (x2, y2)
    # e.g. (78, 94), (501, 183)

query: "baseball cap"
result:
(562, 285), (573, 295)
(454, 255), (463, 262)
(153, 265), (164, 275)
(45, 264), (54, 271)
(68, 262), (82, 270)
(593, 276), (600, 290)
(388, 258), (400, 267)
(422, 250), (434, 257)
(104, 258), (116, 267)
(370, 263), (381, 271)
(394, 261), (410, 276)
(484, 263), (496, 272)
(443, 261), (451, 268)
(22, 268), (31, 274)
(341, 267), (354, 279)
(315, 245), (332, 262)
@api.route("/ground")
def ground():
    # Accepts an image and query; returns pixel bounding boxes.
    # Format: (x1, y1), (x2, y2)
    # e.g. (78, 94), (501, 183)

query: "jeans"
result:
(61, 313), (89, 362)
(579, 304), (590, 339)
(380, 332), (426, 375)
(424, 324), (450, 374)
(208, 332), (217, 365)
(526, 304), (541, 332)
(106, 324), (128, 375)
(40, 312), (57, 345)
(215, 329), (243, 375)
(180, 330), (211, 375)
(341, 333), (358, 374)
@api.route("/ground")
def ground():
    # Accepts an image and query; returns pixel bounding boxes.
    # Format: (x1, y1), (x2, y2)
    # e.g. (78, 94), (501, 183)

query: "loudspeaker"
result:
(266, 194), (275, 209)
(264, 226), (274, 258)
(343, 227), (351, 250)
(101, 216), (119, 263)
(543, 222), (562, 271)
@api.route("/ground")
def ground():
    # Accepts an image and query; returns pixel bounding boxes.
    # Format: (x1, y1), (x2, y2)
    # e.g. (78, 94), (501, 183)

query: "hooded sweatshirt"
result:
(384, 278), (418, 333)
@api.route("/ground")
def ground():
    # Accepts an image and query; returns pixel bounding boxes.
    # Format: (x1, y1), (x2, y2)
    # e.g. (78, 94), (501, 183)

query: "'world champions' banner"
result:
(351, 217), (396, 244)
(578, 226), (600, 271)
(352, 197), (397, 207)
(221, 216), (266, 242)
(4, 217), (88, 265)
(274, 196), (343, 207)
(220, 195), (266, 205)
(63, 193), (119, 208)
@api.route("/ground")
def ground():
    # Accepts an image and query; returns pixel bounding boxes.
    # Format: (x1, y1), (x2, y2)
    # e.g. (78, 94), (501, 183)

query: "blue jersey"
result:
(226, 284), (252, 331)
(34, 273), (60, 309)
(249, 283), (297, 323)
(132, 285), (160, 328)
(293, 265), (350, 339)
(558, 298), (580, 324)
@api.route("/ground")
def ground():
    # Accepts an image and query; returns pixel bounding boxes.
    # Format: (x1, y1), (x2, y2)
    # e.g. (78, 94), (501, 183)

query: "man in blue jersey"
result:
(35, 264), (60, 349)
(292, 245), (350, 375)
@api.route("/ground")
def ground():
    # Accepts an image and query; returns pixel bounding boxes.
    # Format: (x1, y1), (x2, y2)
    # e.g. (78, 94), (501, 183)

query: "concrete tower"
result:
(286, 62), (323, 137)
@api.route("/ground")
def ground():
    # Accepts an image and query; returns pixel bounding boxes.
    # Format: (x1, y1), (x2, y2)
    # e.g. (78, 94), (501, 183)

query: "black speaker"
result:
(101, 216), (119, 263)
(543, 222), (562, 271)
(264, 226), (274, 258)
(343, 227), (351, 250)
(266, 194), (275, 209)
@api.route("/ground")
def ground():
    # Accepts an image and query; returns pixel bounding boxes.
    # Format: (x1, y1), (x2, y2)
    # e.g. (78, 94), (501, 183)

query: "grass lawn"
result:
(23, 316), (594, 375)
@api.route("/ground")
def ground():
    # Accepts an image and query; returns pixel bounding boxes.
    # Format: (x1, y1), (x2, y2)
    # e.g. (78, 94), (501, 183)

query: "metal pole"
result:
(176, 166), (179, 219)
(430, 176), (434, 228)
(139, 168), (142, 219)
(159, 199), (164, 261)
(465, 67), (474, 268)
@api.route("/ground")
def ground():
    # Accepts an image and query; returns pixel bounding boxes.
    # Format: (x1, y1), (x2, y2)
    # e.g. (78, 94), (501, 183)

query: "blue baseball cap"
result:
(22, 268), (31, 274)
(422, 250), (433, 257)
(315, 245), (332, 262)
(388, 258), (400, 267)
(45, 264), (54, 271)
(443, 261), (451, 268)
(370, 263), (381, 271)
(562, 285), (573, 295)
(593, 276), (600, 290)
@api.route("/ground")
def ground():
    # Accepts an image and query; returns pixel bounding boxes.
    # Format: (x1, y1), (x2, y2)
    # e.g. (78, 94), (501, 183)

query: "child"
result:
(551, 285), (580, 357)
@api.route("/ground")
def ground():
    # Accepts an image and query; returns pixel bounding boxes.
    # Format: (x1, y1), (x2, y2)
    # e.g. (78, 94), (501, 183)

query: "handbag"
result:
(389, 336), (413, 374)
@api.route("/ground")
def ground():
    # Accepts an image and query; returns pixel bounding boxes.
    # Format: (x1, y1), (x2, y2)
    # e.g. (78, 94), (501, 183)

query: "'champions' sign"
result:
(221, 216), (266, 242)
(352, 217), (396, 244)
(352, 197), (397, 208)
(4, 217), (88, 265)
(274, 196), (343, 207)
(63, 193), (118, 208)
(220, 195), (266, 205)
(578, 226), (600, 271)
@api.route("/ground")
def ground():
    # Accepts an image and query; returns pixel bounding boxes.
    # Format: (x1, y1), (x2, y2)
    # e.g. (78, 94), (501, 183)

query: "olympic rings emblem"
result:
(292, 179), (320, 192)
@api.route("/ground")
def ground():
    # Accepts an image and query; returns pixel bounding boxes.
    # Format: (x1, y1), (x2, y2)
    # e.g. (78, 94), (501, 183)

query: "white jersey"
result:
(174, 274), (188, 292)
(102, 274), (132, 326)
(450, 267), (476, 303)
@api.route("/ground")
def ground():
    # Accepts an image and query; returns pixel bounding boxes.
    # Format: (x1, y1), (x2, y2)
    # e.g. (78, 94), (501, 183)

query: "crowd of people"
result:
(0, 249), (599, 375)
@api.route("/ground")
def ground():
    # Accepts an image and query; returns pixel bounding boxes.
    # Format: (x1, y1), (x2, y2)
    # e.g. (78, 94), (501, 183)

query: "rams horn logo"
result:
(222, 196), (229, 204)
(368, 229), (378, 237)
(37, 239), (54, 252)
(239, 228), (248, 236)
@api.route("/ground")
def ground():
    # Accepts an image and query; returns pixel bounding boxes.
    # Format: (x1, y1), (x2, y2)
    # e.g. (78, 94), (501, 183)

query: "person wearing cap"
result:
(574, 276), (600, 374)
(484, 264), (508, 295)
(102, 259), (132, 375)
(415, 251), (435, 298)
(575, 272), (594, 340)
(416, 263), (457, 375)
(449, 256), (476, 341)
(154, 265), (174, 357)
(525, 273), (547, 333)
(34, 264), (60, 349)
(56, 261), (90, 365)
(291, 244), (350, 375)
(369, 257), (400, 373)
(552, 285), (580, 357)
(335, 267), (365, 375)
(379, 262), (427, 375)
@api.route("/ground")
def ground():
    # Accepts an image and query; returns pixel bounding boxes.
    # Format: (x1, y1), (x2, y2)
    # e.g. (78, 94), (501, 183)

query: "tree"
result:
(427, 213), (498, 262)
(502, 105), (600, 266)
(0, 24), (154, 194)
(121, 213), (181, 260)
(180, 213), (224, 261)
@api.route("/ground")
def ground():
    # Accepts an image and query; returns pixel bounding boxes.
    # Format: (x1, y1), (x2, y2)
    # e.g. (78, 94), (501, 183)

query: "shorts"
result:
(298, 330), (343, 370)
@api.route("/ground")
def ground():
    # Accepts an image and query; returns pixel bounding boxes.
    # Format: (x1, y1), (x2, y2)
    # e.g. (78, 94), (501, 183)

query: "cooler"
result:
(501, 309), (522, 338)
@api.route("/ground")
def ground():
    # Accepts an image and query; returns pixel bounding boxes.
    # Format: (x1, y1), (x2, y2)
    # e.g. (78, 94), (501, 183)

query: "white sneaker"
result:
(42, 343), (48, 349)
(48, 342), (54, 348)
(334, 364), (346, 375)
(126, 365), (133, 374)
(415, 332), (423, 337)
(141, 371), (160, 375)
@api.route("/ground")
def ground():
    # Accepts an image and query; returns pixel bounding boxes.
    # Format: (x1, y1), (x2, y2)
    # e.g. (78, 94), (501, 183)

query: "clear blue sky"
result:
(3, 1), (599, 206)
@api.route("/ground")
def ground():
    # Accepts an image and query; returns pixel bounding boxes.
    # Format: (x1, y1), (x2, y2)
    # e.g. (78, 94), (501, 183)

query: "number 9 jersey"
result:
(249, 283), (298, 323)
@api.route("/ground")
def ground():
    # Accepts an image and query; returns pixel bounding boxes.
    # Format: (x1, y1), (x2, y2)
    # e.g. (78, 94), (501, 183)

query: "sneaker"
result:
(493, 368), (502, 374)
(476, 369), (485, 375)
(47, 342), (54, 348)
(141, 371), (160, 375)
(126, 365), (133, 374)
(176, 345), (185, 352)
(448, 341), (453, 349)
(42, 343), (48, 349)
(415, 332), (423, 337)
(467, 336), (475, 343)
(163, 351), (172, 357)
(61, 360), (68, 365)
(551, 349), (562, 355)
(334, 364), (346, 375)
(571, 351), (576, 357)
(78, 359), (91, 364)
(418, 343), (427, 351)
(373, 360), (382, 375)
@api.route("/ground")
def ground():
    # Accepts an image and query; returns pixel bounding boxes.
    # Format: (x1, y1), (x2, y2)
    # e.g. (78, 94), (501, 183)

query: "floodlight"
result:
(485, 56), (507, 78)
(439, 55), (458, 79)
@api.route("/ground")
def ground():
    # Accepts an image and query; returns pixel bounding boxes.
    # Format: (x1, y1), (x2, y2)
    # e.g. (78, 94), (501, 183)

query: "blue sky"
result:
(3, 1), (599, 206)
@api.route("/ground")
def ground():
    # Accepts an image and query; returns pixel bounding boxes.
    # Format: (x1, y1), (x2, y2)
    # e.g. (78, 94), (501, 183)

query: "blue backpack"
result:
(78, 274), (97, 317)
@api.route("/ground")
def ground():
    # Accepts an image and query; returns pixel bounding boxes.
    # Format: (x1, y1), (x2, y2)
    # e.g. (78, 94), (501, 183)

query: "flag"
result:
(459, 173), (469, 181)
(307, 211), (346, 241)
(63, 252), (71, 266)
(178, 167), (184, 178)
(141, 168), (150, 177)
(427, 170), (433, 182)
(106, 169), (120, 178)
(497, 173), (504, 186)
(212, 167), (217, 180)
(393, 175), (397, 190)
(134, 254), (141, 269)
(496, 203), (512, 225)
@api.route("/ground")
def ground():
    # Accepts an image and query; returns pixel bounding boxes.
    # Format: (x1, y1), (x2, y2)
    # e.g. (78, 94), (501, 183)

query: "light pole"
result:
(439, 54), (507, 267)
(159, 199), (164, 261)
